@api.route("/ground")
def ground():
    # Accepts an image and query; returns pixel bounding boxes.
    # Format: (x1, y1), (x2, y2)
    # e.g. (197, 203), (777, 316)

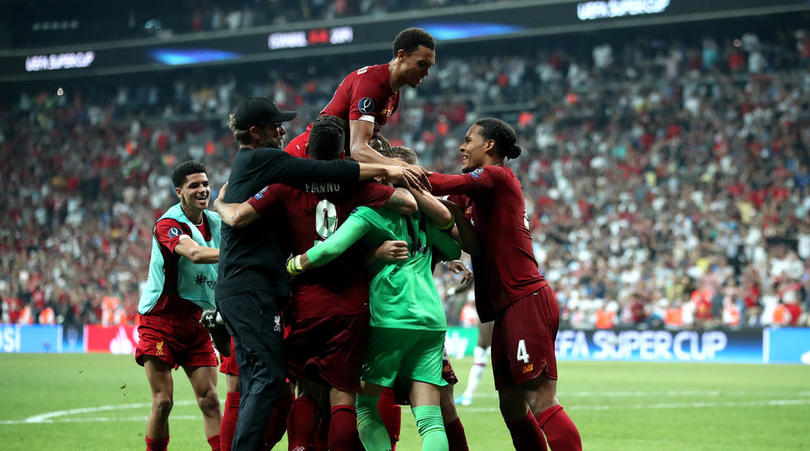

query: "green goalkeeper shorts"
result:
(362, 327), (448, 388)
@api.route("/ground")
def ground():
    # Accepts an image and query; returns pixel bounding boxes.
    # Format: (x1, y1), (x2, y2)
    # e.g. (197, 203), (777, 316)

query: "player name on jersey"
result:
(304, 182), (342, 194)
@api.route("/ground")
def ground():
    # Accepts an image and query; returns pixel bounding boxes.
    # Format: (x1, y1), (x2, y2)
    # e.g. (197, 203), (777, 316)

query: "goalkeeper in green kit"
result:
(287, 146), (460, 451)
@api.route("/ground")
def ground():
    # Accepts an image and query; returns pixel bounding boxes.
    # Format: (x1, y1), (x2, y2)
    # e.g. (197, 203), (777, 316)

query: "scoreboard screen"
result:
(1, 0), (808, 82)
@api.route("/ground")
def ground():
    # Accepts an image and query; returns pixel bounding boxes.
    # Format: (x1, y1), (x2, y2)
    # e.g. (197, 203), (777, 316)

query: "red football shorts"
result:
(219, 338), (239, 376)
(135, 314), (217, 369)
(285, 313), (370, 393)
(491, 285), (559, 391)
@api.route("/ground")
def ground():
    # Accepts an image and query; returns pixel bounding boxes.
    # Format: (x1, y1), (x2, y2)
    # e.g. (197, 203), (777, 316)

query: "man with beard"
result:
(216, 97), (421, 450)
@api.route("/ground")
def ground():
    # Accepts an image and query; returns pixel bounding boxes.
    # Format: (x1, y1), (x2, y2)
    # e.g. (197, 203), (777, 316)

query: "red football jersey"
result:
(430, 166), (547, 319)
(284, 123), (312, 158)
(447, 193), (496, 322)
(149, 217), (212, 318)
(321, 64), (399, 127)
(248, 180), (394, 320)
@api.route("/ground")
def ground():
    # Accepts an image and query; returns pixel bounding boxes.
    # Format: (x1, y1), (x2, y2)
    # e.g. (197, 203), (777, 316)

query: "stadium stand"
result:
(1, 10), (809, 334)
(1, 0), (507, 47)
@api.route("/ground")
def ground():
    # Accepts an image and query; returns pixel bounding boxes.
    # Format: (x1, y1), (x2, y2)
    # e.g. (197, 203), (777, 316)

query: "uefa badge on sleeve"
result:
(358, 97), (375, 114)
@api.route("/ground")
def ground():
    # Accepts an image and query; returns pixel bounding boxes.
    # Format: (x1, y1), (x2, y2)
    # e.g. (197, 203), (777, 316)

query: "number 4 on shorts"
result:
(516, 339), (530, 363)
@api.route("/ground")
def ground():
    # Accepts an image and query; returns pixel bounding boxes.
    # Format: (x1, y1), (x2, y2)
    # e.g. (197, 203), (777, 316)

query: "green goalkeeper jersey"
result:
(305, 206), (461, 330)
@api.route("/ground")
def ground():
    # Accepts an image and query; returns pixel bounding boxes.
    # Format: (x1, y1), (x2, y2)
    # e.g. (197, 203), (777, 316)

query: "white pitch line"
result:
(2, 398), (809, 425)
(1, 401), (197, 425)
(39, 415), (200, 423)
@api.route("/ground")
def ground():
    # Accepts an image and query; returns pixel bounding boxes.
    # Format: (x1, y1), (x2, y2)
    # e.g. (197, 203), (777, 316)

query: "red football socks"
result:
(506, 412), (547, 451)
(207, 434), (221, 451)
(314, 414), (329, 451)
(220, 392), (240, 451)
(377, 388), (401, 450)
(145, 435), (169, 451)
(444, 417), (469, 451)
(328, 405), (359, 451)
(263, 388), (294, 449)
(287, 395), (319, 450)
(536, 405), (582, 451)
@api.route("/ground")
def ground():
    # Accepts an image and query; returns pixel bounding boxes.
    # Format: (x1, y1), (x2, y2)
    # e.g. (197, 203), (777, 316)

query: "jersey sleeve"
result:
(305, 213), (373, 268)
(349, 74), (387, 123)
(154, 218), (188, 253)
(426, 223), (462, 262)
(253, 147), (360, 186)
(247, 184), (285, 216)
(284, 128), (310, 157)
(428, 167), (499, 196)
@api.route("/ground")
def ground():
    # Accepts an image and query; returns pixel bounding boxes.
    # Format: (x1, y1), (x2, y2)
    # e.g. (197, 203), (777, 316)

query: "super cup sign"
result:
(25, 51), (95, 72)
(555, 329), (763, 363)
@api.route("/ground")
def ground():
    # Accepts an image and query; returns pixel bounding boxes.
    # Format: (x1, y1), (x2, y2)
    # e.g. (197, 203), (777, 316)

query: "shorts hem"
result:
(361, 377), (395, 389)
(317, 373), (360, 394)
(494, 363), (557, 391)
(410, 376), (449, 388)
(136, 353), (176, 369)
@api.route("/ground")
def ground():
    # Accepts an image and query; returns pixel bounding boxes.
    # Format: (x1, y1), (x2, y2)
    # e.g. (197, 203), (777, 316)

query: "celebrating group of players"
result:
(134, 28), (582, 451)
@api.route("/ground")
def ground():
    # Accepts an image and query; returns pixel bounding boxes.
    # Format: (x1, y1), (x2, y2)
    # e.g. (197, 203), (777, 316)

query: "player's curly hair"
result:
(228, 113), (252, 146)
(379, 145), (419, 166)
(474, 117), (522, 160)
(172, 160), (207, 188)
(393, 28), (435, 57)
(309, 115), (347, 160)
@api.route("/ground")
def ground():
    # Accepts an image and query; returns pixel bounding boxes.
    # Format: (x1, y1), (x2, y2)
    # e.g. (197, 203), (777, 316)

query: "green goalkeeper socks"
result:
(356, 394), (392, 451)
(357, 396), (448, 451)
(412, 405), (448, 451)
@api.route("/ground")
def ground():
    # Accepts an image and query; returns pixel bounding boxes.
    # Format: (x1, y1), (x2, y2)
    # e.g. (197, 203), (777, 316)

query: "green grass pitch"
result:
(0, 353), (808, 450)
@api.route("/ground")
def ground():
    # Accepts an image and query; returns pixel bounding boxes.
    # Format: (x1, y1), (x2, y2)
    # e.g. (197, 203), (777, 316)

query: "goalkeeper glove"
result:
(286, 255), (303, 276)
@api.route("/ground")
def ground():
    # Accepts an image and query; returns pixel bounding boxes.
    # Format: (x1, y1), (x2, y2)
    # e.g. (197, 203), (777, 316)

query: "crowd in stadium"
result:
(2, 25), (809, 331)
(7, 0), (506, 46)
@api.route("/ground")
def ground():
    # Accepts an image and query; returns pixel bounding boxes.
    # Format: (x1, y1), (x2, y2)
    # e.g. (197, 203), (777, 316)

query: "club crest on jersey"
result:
(168, 227), (181, 238)
(470, 167), (484, 179)
(358, 97), (375, 114)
